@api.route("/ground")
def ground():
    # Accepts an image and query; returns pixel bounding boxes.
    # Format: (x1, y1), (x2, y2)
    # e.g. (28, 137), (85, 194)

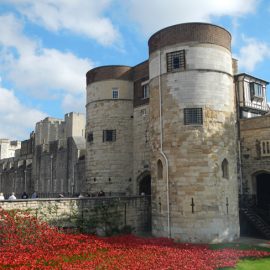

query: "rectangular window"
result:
(184, 108), (203, 125)
(112, 88), (119, 99)
(250, 82), (263, 100)
(167, 50), (185, 72)
(87, 132), (93, 143)
(142, 84), (149, 99)
(103, 130), (116, 142)
(261, 140), (270, 156)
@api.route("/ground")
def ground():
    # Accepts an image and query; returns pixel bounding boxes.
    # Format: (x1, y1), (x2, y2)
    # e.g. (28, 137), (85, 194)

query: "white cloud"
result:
(236, 36), (270, 72)
(2, 0), (119, 46)
(62, 93), (86, 114)
(0, 85), (46, 140)
(123, 0), (258, 35)
(0, 14), (93, 98)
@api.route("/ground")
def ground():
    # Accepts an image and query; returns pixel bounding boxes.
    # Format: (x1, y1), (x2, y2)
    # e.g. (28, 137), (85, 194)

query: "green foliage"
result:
(76, 200), (134, 236)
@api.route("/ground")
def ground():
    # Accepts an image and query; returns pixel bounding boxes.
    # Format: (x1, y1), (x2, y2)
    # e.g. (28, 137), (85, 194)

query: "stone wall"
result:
(240, 115), (270, 194)
(132, 104), (151, 194)
(0, 196), (151, 234)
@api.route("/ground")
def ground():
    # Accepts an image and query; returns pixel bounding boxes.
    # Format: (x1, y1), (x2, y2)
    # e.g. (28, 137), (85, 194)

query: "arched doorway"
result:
(138, 171), (151, 195)
(256, 172), (270, 209)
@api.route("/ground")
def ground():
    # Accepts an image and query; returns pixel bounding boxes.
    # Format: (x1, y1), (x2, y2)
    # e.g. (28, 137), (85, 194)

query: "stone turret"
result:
(85, 66), (134, 195)
(148, 23), (239, 242)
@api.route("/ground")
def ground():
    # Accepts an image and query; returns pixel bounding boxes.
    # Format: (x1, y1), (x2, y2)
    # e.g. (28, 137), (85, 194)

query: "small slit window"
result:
(184, 108), (203, 125)
(167, 50), (185, 72)
(157, 160), (163, 179)
(222, 159), (229, 179)
(103, 130), (116, 142)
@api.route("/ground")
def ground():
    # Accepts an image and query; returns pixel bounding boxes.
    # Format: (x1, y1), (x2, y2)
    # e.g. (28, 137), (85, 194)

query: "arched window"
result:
(222, 159), (229, 179)
(157, 160), (163, 179)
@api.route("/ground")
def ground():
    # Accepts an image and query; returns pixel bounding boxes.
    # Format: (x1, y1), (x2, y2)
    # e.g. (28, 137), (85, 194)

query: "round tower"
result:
(85, 66), (134, 195)
(148, 23), (239, 242)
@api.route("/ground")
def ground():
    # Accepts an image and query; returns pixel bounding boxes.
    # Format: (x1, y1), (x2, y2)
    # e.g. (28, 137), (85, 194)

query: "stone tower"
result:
(148, 23), (239, 242)
(85, 66), (134, 195)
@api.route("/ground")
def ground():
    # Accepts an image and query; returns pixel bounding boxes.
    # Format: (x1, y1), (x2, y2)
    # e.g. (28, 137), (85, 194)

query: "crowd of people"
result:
(0, 191), (38, 200)
(0, 190), (106, 200)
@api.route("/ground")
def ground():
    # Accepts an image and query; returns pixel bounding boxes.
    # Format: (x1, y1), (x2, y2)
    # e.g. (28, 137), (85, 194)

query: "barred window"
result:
(261, 140), (270, 156)
(167, 50), (185, 72)
(184, 108), (203, 125)
(103, 130), (116, 142)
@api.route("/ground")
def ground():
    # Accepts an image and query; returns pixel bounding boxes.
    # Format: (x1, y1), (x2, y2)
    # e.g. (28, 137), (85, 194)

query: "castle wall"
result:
(0, 196), (151, 234)
(65, 112), (85, 138)
(148, 23), (239, 242)
(240, 115), (270, 194)
(132, 104), (151, 193)
(0, 139), (21, 159)
(35, 118), (65, 146)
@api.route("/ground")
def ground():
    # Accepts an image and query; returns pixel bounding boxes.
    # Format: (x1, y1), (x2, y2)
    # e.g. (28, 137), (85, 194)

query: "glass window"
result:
(112, 88), (119, 99)
(250, 82), (263, 100)
(103, 130), (116, 142)
(142, 84), (149, 99)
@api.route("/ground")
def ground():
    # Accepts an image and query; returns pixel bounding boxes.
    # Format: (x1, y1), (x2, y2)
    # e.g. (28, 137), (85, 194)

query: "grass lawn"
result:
(211, 243), (270, 270)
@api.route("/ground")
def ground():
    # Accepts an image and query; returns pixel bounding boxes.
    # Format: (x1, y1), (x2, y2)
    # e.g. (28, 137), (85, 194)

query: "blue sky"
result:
(0, 0), (270, 140)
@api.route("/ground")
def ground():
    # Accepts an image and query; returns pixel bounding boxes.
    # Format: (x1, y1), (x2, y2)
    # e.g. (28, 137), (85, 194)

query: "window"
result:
(250, 82), (263, 100)
(112, 88), (119, 99)
(103, 130), (116, 142)
(157, 160), (163, 179)
(184, 108), (203, 125)
(142, 84), (149, 99)
(167, 50), (185, 72)
(222, 159), (229, 179)
(261, 140), (270, 156)
(87, 132), (93, 143)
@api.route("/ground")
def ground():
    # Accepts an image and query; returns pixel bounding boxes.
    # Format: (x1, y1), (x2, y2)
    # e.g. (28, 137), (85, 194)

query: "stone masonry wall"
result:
(0, 196), (151, 234)
(149, 30), (239, 242)
(240, 115), (270, 194)
(132, 105), (151, 194)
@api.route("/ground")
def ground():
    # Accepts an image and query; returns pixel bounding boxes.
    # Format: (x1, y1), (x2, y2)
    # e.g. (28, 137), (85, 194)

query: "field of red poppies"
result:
(0, 208), (269, 270)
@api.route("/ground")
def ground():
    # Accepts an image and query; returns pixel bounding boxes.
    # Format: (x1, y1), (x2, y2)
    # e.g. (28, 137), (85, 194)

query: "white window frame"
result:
(141, 81), (149, 99)
(261, 140), (270, 157)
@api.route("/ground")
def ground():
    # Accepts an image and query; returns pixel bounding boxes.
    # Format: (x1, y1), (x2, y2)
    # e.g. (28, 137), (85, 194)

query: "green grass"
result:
(212, 243), (270, 270)
(219, 257), (270, 269)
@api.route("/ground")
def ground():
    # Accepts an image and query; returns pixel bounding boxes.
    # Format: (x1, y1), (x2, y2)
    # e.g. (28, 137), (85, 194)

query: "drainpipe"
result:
(235, 78), (243, 195)
(158, 51), (171, 238)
